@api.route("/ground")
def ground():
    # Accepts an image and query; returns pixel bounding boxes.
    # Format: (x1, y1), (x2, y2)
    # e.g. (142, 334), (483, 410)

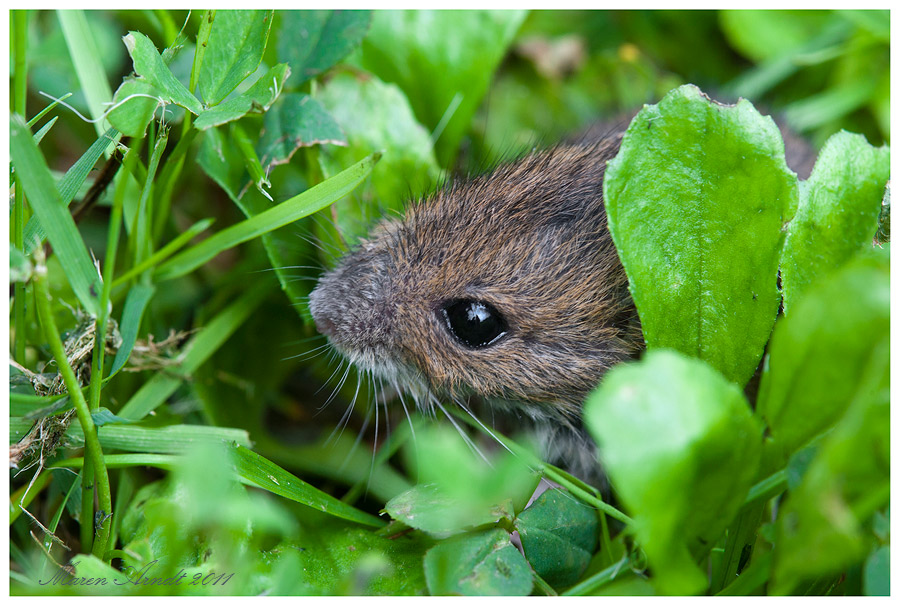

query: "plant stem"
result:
(13, 9), (29, 364)
(33, 256), (114, 561)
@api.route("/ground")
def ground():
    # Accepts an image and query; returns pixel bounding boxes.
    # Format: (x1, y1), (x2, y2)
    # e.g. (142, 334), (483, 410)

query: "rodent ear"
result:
(439, 299), (509, 349)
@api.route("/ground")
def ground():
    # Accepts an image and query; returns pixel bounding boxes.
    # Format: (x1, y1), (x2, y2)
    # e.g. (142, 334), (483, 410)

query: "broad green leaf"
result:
(516, 488), (598, 589)
(106, 76), (161, 137)
(24, 127), (118, 254)
(355, 10), (526, 165)
(58, 10), (114, 136)
(604, 84), (798, 386)
(230, 443), (383, 528)
(584, 349), (762, 595)
(123, 31), (202, 115)
(270, 524), (430, 595)
(719, 10), (834, 63)
(781, 131), (889, 312)
(411, 424), (538, 525)
(277, 10), (371, 86)
(156, 152), (379, 281)
(384, 483), (510, 539)
(316, 72), (440, 246)
(757, 250), (889, 465)
(257, 92), (346, 170)
(70, 555), (131, 594)
(770, 358), (889, 594)
(194, 63), (289, 130)
(9, 114), (102, 316)
(863, 546), (890, 596)
(423, 528), (533, 596)
(198, 10), (274, 106)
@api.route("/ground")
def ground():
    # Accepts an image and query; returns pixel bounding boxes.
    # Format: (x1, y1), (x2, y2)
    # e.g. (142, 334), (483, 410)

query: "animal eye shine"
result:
(440, 299), (508, 348)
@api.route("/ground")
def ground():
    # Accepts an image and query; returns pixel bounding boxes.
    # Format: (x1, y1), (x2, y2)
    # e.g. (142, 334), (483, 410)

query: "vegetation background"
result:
(8, 9), (890, 596)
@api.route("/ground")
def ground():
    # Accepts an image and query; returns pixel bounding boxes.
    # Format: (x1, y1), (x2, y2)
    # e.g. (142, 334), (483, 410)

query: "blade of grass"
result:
(23, 127), (119, 254)
(230, 443), (384, 528)
(232, 122), (271, 198)
(52, 453), (179, 469)
(119, 218), (214, 288)
(57, 9), (113, 137)
(562, 555), (631, 596)
(12, 10), (29, 364)
(152, 127), (199, 242)
(32, 116), (58, 144)
(129, 126), (169, 268)
(9, 471), (51, 525)
(33, 252), (112, 560)
(155, 152), (381, 281)
(26, 92), (73, 128)
(108, 285), (156, 376)
(118, 282), (271, 420)
(11, 115), (102, 316)
(64, 424), (252, 453)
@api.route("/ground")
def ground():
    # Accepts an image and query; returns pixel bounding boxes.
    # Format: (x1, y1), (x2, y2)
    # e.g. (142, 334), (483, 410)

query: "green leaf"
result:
(257, 92), (346, 170)
(106, 76), (160, 137)
(90, 407), (136, 427)
(516, 488), (598, 589)
(384, 483), (510, 539)
(198, 10), (274, 106)
(719, 10), (834, 63)
(64, 423), (252, 453)
(316, 72), (441, 245)
(109, 284), (155, 377)
(423, 528), (533, 596)
(9, 114), (102, 316)
(122, 31), (202, 115)
(24, 127), (118, 254)
(584, 349), (762, 595)
(781, 131), (889, 312)
(230, 443), (384, 528)
(155, 151), (379, 281)
(863, 546), (890, 596)
(32, 116), (58, 144)
(603, 84), (798, 386)
(757, 251), (889, 464)
(194, 63), (289, 130)
(770, 351), (889, 594)
(355, 10), (526, 165)
(58, 10), (114, 136)
(277, 10), (371, 86)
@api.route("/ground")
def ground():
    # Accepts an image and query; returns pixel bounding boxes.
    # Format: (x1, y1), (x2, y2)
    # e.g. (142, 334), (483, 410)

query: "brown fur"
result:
(309, 133), (641, 432)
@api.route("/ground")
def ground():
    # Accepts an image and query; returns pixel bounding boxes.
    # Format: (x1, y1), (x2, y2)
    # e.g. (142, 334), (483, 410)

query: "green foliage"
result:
(586, 350), (762, 594)
(604, 85), (797, 386)
(9, 8), (890, 598)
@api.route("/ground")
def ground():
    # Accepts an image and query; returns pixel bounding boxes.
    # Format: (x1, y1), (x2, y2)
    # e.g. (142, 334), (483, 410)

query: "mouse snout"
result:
(307, 284), (334, 335)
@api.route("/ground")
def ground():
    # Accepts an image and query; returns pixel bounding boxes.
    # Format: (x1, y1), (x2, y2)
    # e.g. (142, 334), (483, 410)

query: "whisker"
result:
(432, 394), (491, 466)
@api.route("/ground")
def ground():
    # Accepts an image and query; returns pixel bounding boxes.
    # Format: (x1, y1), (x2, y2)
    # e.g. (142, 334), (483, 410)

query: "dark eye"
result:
(440, 299), (508, 348)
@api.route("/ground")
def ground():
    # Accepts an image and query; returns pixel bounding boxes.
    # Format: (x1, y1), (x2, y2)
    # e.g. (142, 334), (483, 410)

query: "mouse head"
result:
(309, 138), (641, 424)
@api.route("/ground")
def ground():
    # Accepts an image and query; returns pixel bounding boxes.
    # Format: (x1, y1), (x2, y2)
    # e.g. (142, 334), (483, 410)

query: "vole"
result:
(308, 120), (815, 484)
